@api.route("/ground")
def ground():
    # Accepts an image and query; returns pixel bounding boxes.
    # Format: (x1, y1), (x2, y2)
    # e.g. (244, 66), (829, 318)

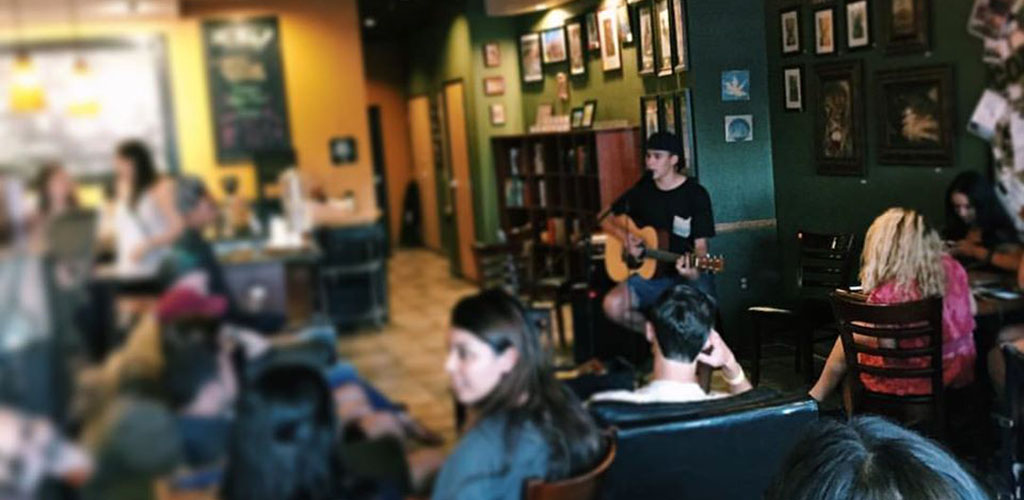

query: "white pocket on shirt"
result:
(673, 216), (692, 238)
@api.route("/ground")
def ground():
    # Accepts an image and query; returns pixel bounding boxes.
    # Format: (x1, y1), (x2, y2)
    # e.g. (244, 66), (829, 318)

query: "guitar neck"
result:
(645, 248), (687, 263)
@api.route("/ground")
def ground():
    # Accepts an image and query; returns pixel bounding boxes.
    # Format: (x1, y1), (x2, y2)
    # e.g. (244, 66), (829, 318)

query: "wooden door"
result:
(443, 81), (478, 281)
(407, 95), (442, 250)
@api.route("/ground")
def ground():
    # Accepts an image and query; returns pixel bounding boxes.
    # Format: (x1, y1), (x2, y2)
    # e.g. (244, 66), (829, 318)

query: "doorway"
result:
(442, 80), (478, 281)
(407, 95), (442, 250)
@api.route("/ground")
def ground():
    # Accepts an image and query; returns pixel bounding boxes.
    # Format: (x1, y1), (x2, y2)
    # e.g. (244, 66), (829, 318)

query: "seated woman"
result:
(809, 208), (976, 402)
(945, 171), (1021, 271)
(432, 290), (606, 500)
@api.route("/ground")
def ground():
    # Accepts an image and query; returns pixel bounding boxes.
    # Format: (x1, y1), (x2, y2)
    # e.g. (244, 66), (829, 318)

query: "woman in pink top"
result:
(809, 208), (977, 402)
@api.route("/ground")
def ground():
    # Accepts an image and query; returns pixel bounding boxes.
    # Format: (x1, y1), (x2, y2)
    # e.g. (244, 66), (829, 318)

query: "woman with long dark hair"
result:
(112, 140), (183, 276)
(432, 289), (606, 499)
(32, 163), (78, 218)
(945, 171), (1020, 271)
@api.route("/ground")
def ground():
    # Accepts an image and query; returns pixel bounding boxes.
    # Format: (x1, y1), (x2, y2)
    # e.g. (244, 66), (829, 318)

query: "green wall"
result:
(764, 0), (987, 297)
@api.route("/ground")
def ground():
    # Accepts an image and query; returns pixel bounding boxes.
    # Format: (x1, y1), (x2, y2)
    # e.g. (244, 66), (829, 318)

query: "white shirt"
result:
(589, 379), (727, 404)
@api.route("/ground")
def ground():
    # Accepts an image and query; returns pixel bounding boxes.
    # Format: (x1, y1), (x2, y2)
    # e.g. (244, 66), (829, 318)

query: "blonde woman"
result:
(809, 208), (977, 402)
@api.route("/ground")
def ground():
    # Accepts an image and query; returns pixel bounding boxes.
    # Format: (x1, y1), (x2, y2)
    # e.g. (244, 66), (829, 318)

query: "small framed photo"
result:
(597, 8), (622, 71)
(679, 89), (697, 173)
(654, 0), (674, 77)
(582, 100), (598, 128)
(637, 5), (656, 75)
(884, 0), (930, 54)
(542, 27), (568, 64)
(725, 115), (754, 143)
(520, 33), (543, 83)
(490, 103), (506, 126)
(618, 5), (634, 44)
(660, 95), (680, 134)
(672, 0), (689, 72)
(586, 12), (601, 51)
(846, 0), (871, 49)
(641, 96), (661, 140)
(783, 65), (804, 112)
(566, 21), (587, 76)
(483, 42), (501, 68)
(721, 70), (751, 102)
(814, 7), (836, 55)
(571, 107), (585, 129)
(483, 76), (505, 96)
(780, 7), (801, 55)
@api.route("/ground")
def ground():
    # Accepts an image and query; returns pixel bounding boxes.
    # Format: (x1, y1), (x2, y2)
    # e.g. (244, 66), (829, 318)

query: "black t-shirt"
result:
(611, 176), (715, 254)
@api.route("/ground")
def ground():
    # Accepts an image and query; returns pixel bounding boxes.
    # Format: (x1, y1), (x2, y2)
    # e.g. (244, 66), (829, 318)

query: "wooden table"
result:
(969, 269), (1024, 320)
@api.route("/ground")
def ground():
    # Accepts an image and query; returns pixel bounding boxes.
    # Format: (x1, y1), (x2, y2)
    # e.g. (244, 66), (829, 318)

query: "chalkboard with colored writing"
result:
(203, 16), (293, 163)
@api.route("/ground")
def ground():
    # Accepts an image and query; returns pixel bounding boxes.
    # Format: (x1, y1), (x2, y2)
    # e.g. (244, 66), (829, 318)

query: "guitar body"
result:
(604, 215), (725, 283)
(604, 218), (660, 282)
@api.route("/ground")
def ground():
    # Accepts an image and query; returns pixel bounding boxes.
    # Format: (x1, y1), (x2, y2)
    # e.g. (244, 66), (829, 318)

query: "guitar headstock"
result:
(695, 255), (725, 274)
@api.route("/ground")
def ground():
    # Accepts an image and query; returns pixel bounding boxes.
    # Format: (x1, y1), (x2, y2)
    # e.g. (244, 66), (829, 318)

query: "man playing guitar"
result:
(601, 132), (716, 332)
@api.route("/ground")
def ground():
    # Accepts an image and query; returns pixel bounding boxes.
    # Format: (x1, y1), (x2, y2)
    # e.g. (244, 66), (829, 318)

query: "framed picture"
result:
(722, 70), (751, 101)
(582, 100), (598, 128)
(654, 0), (674, 76)
(883, 0), (930, 54)
(483, 42), (501, 68)
(638, 5), (656, 75)
(780, 7), (801, 55)
(618, 5), (634, 44)
(598, 8), (622, 71)
(641, 96), (660, 140)
(875, 65), (955, 165)
(483, 76), (505, 96)
(672, 0), (689, 71)
(679, 89), (697, 173)
(571, 107), (585, 129)
(813, 60), (864, 176)
(967, 0), (1013, 39)
(490, 103), (506, 126)
(725, 115), (754, 142)
(660, 95), (679, 134)
(541, 27), (568, 64)
(814, 8), (836, 55)
(566, 21), (587, 76)
(783, 65), (804, 111)
(846, 0), (871, 49)
(586, 12), (601, 51)
(520, 33), (543, 83)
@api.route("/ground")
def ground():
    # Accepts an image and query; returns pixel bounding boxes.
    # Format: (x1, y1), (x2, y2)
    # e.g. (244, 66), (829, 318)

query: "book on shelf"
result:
(509, 147), (520, 176)
(533, 144), (545, 174)
(504, 179), (525, 207)
(538, 180), (547, 207)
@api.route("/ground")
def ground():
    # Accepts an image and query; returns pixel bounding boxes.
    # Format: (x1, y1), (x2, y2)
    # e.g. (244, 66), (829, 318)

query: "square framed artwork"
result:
(597, 8), (623, 71)
(679, 89), (697, 173)
(571, 107), (585, 129)
(586, 12), (601, 51)
(783, 65), (804, 112)
(813, 60), (865, 176)
(884, 0), (930, 54)
(618, 5), (634, 44)
(725, 115), (754, 142)
(846, 0), (871, 49)
(582, 100), (598, 128)
(672, 0), (689, 71)
(566, 21), (587, 76)
(641, 96), (661, 140)
(490, 103), (506, 126)
(654, 0), (674, 76)
(722, 70), (751, 101)
(814, 7), (836, 55)
(483, 76), (505, 96)
(780, 7), (802, 55)
(660, 94), (680, 134)
(637, 4), (656, 75)
(541, 27), (568, 64)
(520, 33), (543, 83)
(483, 42), (501, 68)
(875, 65), (955, 165)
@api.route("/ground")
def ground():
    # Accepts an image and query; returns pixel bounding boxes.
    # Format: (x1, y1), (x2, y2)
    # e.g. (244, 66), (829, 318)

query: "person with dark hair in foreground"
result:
(767, 416), (990, 500)
(432, 289), (606, 500)
(590, 284), (750, 404)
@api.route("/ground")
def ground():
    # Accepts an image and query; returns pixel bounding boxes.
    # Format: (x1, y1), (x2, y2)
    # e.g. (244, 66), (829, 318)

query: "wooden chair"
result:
(524, 438), (617, 500)
(830, 291), (947, 440)
(748, 231), (856, 386)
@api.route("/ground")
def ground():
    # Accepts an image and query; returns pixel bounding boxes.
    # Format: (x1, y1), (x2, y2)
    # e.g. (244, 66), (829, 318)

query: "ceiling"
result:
(0, 0), (178, 27)
(357, 0), (465, 42)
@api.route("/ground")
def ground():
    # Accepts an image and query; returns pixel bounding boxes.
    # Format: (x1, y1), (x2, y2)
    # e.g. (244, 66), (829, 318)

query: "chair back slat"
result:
(830, 292), (946, 439)
(797, 231), (856, 297)
(525, 438), (616, 500)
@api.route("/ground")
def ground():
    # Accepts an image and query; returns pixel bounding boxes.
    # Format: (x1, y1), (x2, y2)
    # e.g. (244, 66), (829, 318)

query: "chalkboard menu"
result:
(203, 16), (293, 163)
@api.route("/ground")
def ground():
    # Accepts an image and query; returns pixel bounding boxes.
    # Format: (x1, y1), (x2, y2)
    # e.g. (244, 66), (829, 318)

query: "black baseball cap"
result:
(646, 132), (684, 158)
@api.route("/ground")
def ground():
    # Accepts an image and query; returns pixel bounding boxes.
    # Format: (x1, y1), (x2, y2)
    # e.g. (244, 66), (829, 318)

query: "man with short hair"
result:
(602, 132), (717, 333)
(590, 285), (750, 404)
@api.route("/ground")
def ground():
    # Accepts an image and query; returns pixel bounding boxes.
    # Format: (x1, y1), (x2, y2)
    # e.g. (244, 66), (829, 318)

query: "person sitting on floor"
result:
(809, 208), (977, 402)
(766, 416), (990, 500)
(433, 289), (606, 500)
(590, 284), (751, 404)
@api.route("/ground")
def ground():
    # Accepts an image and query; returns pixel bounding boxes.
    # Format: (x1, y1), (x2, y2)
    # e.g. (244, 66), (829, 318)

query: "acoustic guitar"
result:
(604, 216), (725, 282)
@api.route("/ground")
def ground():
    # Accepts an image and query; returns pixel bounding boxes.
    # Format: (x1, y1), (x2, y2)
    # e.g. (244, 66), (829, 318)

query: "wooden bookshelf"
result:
(491, 127), (642, 285)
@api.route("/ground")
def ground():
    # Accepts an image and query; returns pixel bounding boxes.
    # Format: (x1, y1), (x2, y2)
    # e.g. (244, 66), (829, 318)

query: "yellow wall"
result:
(4, 0), (377, 214)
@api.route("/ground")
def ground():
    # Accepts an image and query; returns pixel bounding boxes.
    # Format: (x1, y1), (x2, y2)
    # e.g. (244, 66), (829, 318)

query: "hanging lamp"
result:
(66, 0), (98, 116)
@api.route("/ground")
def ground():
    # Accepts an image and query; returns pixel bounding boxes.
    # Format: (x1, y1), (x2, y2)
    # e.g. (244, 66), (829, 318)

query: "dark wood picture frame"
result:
(520, 33), (544, 83)
(780, 6), (802, 55)
(813, 60), (864, 176)
(654, 0), (675, 77)
(883, 0), (930, 54)
(679, 89), (698, 175)
(637, 3), (656, 76)
(483, 42), (501, 68)
(671, 0), (690, 72)
(783, 64), (805, 112)
(875, 64), (954, 166)
(845, 0), (872, 50)
(813, 6), (837, 55)
(641, 95), (661, 141)
(541, 27), (568, 64)
(566, 20), (588, 77)
(659, 94), (680, 135)
(582, 100), (598, 128)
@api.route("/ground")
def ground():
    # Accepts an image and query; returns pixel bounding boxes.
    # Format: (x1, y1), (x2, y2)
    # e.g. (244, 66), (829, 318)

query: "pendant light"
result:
(9, 0), (46, 113)
(66, 0), (99, 116)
